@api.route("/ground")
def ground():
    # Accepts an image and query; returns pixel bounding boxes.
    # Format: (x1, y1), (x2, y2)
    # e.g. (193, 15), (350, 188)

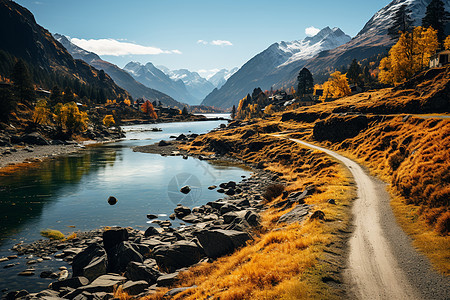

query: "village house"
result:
(429, 50), (450, 68)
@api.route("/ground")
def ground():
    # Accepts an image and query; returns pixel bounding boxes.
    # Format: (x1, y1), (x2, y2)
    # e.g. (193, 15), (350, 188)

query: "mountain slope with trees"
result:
(53, 34), (183, 108)
(0, 0), (129, 104)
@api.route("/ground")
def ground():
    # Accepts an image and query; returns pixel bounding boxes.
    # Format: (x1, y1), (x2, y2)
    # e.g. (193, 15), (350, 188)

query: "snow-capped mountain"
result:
(157, 67), (215, 103)
(201, 27), (351, 109)
(303, 0), (450, 74)
(53, 33), (101, 63)
(208, 68), (239, 88)
(53, 34), (182, 107)
(124, 62), (197, 105)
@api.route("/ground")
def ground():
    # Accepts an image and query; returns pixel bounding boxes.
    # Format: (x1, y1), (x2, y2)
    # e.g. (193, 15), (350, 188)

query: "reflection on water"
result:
(0, 149), (120, 245)
(0, 119), (250, 250)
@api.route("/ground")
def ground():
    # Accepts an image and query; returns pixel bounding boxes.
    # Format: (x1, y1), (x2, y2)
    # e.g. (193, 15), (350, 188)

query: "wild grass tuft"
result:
(40, 229), (65, 240)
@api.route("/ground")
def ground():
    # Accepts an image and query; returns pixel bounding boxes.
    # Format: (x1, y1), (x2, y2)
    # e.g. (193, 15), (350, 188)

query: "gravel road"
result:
(287, 138), (450, 300)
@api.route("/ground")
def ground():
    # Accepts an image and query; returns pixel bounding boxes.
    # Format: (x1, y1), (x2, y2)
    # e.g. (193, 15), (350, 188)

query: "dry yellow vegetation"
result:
(139, 128), (355, 299)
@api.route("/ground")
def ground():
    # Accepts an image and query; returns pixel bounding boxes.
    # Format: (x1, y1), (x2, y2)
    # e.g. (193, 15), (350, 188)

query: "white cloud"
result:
(305, 26), (320, 37)
(197, 39), (233, 46)
(211, 40), (233, 46)
(70, 38), (182, 56)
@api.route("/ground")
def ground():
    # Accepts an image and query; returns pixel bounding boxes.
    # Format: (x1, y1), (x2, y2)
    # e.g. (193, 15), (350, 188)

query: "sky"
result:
(17, 0), (392, 78)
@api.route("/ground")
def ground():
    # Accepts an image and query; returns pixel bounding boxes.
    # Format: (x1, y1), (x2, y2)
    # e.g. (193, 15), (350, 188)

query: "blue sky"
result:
(17, 0), (391, 77)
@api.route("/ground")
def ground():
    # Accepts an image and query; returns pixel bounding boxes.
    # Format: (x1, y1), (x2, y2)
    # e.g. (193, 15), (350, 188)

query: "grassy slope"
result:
(142, 129), (355, 299)
(135, 66), (449, 299)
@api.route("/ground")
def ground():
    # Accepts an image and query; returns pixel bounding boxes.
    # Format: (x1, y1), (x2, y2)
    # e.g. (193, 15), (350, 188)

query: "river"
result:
(0, 116), (250, 293)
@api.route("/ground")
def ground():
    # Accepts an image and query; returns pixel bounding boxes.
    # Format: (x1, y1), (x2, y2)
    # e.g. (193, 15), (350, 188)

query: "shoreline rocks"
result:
(2, 152), (286, 299)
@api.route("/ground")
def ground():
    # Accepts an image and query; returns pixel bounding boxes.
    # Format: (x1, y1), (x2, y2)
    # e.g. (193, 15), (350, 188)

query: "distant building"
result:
(36, 88), (51, 98)
(429, 50), (450, 68)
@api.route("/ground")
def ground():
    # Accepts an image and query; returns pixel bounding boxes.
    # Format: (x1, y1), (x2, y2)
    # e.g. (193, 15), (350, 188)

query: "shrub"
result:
(40, 229), (65, 240)
(436, 211), (450, 236)
(263, 184), (285, 202)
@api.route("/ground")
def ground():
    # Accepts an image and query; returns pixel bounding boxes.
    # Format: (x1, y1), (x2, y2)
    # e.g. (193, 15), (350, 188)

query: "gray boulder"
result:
(102, 228), (128, 252)
(144, 226), (159, 237)
(278, 204), (310, 224)
(174, 205), (191, 219)
(156, 272), (179, 287)
(126, 261), (161, 284)
(20, 132), (50, 145)
(72, 243), (107, 278)
(77, 274), (126, 293)
(122, 280), (149, 295)
(153, 240), (204, 273)
(108, 242), (143, 273)
(83, 255), (108, 282)
(49, 276), (89, 291)
(195, 229), (251, 258)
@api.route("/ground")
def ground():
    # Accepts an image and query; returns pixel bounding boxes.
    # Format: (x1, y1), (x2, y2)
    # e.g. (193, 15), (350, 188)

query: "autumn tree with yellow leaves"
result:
(316, 71), (351, 101)
(444, 35), (450, 49)
(32, 99), (51, 125)
(53, 102), (89, 134)
(379, 26), (439, 85)
(103, 115), (115, 127)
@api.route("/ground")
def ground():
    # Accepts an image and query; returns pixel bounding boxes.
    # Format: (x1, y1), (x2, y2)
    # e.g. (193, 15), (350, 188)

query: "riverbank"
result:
(0, 160), (278, 299)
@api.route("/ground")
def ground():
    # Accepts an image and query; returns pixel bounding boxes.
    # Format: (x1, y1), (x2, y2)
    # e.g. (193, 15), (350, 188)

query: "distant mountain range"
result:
(202, 0), (450, 109)
(208, 68), (239, 89)
(54, 34), (182, 108)
(0, 0), (129, 103)
(201, 27), (351, 108)
(124, 63), (237, 105)
(157, 66), (215, 103)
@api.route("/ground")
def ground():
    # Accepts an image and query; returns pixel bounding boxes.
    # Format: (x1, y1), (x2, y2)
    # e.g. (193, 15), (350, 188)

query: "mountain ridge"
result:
(53, 34), (182, 107)
(201, 26), (351, 108)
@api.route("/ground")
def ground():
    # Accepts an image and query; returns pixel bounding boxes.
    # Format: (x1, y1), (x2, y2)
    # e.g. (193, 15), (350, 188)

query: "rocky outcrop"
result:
(313, 115), (370, 142)
(6, 169), (287, 299)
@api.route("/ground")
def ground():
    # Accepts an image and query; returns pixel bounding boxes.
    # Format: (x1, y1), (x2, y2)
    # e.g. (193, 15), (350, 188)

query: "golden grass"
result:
(40, 229), (65, 240)
(277, 96), (450, 274)
(157, 127), (356, 299)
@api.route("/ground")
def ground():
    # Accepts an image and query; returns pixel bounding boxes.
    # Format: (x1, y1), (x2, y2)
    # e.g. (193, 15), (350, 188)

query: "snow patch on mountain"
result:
(277, 27), (351, 68)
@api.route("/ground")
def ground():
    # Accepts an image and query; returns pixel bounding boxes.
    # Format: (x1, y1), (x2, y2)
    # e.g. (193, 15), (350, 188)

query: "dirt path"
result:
(281, 137), (449, 299)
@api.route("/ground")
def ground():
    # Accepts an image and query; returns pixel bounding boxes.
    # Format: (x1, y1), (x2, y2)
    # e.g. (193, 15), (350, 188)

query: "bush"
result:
(40, 229), (65, 240)
(436, 211), (450, 236)
(263, 184), (285, 202)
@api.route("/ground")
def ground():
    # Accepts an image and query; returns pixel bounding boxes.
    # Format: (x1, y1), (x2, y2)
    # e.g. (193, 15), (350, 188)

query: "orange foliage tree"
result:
(319, 71), (351, 100)
(379, 26), (438, 85)
(141, 100), (158, 119)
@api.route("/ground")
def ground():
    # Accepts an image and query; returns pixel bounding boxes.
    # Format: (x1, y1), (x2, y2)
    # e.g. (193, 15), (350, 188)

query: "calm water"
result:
(0, 116), (251, 293)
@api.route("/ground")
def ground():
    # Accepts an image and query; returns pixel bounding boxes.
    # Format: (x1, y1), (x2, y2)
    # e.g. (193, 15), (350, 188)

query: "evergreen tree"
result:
(231, 105), (236, 120)
(11, 59), (35, 102)
(182, 106), (188, 116)
(347, 59), (362, 85)
(63, 87), (74, 103)
(422, 0), (450, 44)
(297, 68), (314, 97)
(388, 4), (413, 39)
(50, 86), (62, 106)
(0, 88), (16, 122)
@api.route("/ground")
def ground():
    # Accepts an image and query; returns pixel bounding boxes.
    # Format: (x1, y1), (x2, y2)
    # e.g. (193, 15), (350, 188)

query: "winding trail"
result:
(277, 136), (449, 299)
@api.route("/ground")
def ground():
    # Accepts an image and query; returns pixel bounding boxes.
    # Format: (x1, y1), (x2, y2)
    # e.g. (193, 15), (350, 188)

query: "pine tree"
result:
(422, 0), (450, 44)
(50, 86), (62, 106)
(11, 59), (35, 102)
(231, 105), (236, 119)
(182, 106), (188, 116)
(347, 59), (362, 85)
(388, 4), (413, 39)
(63, 87), (74, 103)
(297, 68), (314, 97)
